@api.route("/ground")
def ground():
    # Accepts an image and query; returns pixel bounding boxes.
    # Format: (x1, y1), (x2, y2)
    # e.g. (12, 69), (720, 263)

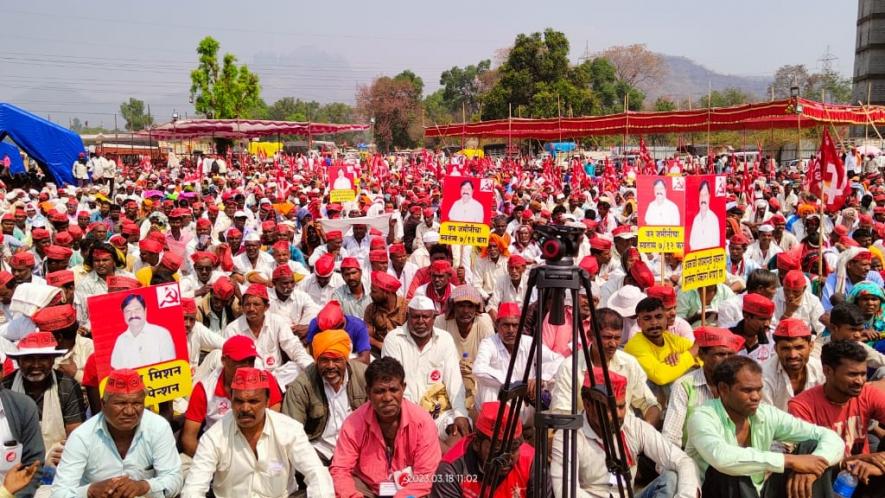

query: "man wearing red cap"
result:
(474, 302), (562, 412)
(32, 304), (94, 384)
(197, 276), (241, 334)
(487, 254), (529, 319)
(54, 369), (183, 498)
(433, 401), (549, 498)
(75, 242), (133, 332)
(330, 357), (441, 498)
(627, 285), (693, 342)
(774, 269), (826, 335)
(181, 251), (223, 298)
(789, 341), (885, 497)
(552, 368), (699, 498)
(111, 294), (178, 369)
(414, 259), (458, 314)
(182, 335), (284, 455)
(9, 251), (42, 286)
(183, 367), (334, 498)
(730, 293), (776, 363)
(333, 257), (372, 318)
(181, 297), (224, 372)
(301, 253), (345, 307)
(760, 318), (823, 412)
(135, 249), (183, 287)
(413, 207), (439, 252)
(662, 327), (744, 448)
(268, 264), (320, 340)
(283, 330), (368, 465)
(364, 271), (407, 355)
(307, 229), (350, 270)
(725, 233), (760, 293)
(387, 243), (417, 298)
(686, 356), (843, 498)
(223, 283), (314, 387)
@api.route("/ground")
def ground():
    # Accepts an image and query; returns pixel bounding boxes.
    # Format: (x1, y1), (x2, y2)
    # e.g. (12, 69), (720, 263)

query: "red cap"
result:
(776, 253), (799, 272)
(317, 301), (345, 330)
(369, 250), (388, 263)
(190, 251), (219, 266)
(646, 285), (676, 308)
(46, 270), (74, 287)
(109, 235), (127, 249)
(584, 367), (627, 400)
(55, 231), (73, 245)
(579, 255), (599, 277)
(371, 271), (401, 293)
(272, 240), (289, 254)
(860, 214), (874, 224)
(314, 253), (335, 277)
(106, 275), (140, 290)
(243, 283), (269, 301)
(10, 251), (34, 267)
(589, 238), (612, 251)
(774, 318), (811, 338)
(612, 225), (633, 237)
(783, 270), (806, 290)
(475, 401), (522, 439)
(31, 304), (77, 331)
(0, 271), (14, 287)
(212, 276), (236, 300)
(181, 298), (197, 315)
(629, 261), (655, 290)
(146, 231), (166, 245)
(231, 367), (269, 391)
(44, 245), (73, 261)
(834, 225), (849, 237)
(138, 239), (163, 254)
(771, 214), (786, 225)
(742, 293), (774, 318)
(694, 326), (745, 352)
(430, 260), (453, 273)
(340, 257), (361, 270)
(370, 237), (386, 250)
(222, 336), (258, 361)
(729, 234), (750, 246)
(31, 228), (50, 241)
(272, 265), (293, 281)
(497, 302), (521, 320)
(8, 331), (61, 356)
(508, 255), (527, 268)
(104, 369), (145, 395)
(388, 243), (406, 256)
(853, 250), (873, 263)
(325, 230), (343, 241)
(66, 226), (83, 240)
(159, 251), (183, 271)
(261, 220), (276, 232)
(196, 218), (213, 229)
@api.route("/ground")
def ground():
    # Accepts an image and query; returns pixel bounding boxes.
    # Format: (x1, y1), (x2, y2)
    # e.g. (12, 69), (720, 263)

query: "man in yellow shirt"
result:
(624, 297), (699, 406)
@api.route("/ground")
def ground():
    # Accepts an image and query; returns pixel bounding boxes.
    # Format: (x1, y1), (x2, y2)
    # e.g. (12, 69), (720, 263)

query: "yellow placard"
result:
(439, 222), (490, 247)
(681, 247), (727, 292)
(99, 359), (192, 406)
(330, 189), (356, 203)
(637, 226), (685, 254)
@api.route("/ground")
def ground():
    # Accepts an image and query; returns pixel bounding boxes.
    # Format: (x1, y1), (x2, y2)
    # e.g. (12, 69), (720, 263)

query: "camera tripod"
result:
(480, 241), (634, 498)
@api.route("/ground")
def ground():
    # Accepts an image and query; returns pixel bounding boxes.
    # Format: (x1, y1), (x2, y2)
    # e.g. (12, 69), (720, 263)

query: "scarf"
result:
(12, 372), (65, 451)
(425, 283), (451, 315)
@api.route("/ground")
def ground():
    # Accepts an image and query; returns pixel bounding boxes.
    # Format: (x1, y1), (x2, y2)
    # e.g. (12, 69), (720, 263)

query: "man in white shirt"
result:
(551, 368), (699, 498)
(268, 265), (320, 341)
(487, 255), (530, 317)
(745, 223), (782, 268)
(774, 270), (826, 335)
(182, 367), (335, 498)
(110, 294), (178, 369)
(380, 295), (471, 438)
(301, 253), (345, 307)
(387, 243), (417, 298)
(761, 318), (824, 412)
(232, 233), (274, 281)
(182, 298), (223, 372)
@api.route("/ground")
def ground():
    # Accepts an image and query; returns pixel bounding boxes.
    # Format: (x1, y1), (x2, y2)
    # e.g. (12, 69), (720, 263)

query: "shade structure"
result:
(143, 118), (370, 140)
(424, 98), (885, 139)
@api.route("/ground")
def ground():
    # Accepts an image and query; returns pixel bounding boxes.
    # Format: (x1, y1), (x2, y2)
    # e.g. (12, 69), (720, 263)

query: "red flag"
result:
(809, 128), (850, 210)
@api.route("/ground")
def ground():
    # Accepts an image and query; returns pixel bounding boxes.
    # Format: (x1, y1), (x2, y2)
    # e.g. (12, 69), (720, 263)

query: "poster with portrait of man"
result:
(682, 175), (728, 291)
(88, 282), (192, 404)
(439, 175), (493, 247)
(636, 175), (685, 254)
(328, 165), (356, 203)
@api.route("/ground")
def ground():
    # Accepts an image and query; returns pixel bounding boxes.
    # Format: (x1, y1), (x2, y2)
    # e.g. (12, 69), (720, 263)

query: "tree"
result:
(393, 70), (424, 96)
(189, 36), (262, 119)
(439, 60), (493, 117)
(119, 98), (154, 131)
(768, 63), (852, 104)
(357, 74), (422, 151)
(598, 44), (667, 90)
(654, 97), (677, 112)
(768, 65), (812, 100)
(706, 88), (752, 108)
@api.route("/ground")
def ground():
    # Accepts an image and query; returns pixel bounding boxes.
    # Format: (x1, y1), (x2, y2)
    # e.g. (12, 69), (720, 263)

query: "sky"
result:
(0, 0), (858, 127)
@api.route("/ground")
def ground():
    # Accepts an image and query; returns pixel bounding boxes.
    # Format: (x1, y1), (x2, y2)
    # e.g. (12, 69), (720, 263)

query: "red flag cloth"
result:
(809, 128), (850, 210)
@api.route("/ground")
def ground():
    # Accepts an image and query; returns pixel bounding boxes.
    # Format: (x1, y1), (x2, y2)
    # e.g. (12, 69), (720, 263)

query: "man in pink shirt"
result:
(330, 356), (442, 497)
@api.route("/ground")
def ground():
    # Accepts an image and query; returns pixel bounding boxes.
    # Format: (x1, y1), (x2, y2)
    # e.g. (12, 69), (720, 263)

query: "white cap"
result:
(408, 295), (436, 311)
(758, 223), (774, 233)
(423, 231), (440, 243)
(606, 285), (645, 317)
(234, 210), (248, 218)
(244, 232), (261, 242)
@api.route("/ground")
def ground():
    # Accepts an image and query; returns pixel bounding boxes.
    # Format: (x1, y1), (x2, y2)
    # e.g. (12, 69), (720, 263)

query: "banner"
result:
(328, 165), (356, 203)
(439, 175), (494, 247)
(636, 175), (685, 253)
(807, 128), (850, 210)
(88, 282), (192, 405)
(682, 175), (727, 291)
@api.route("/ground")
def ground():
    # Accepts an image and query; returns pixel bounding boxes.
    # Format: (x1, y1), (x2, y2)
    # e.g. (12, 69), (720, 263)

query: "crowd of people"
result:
(0, 146), (881, 498)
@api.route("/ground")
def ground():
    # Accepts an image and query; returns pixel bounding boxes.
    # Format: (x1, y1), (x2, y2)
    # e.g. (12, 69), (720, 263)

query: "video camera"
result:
(533, 224), (584, 263)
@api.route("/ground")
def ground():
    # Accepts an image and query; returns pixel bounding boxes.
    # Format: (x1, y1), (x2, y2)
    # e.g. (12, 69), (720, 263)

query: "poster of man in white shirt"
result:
(442, 177), (490, 225)
(110, 294), (178, 369)
(639, 176), (684, 226)
(686, 176), (726, 252)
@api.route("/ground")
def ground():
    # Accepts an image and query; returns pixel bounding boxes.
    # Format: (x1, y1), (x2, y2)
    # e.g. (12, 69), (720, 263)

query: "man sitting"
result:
(731, 293), (776, 363)
(182, 367), (335, 498)
(53, 369), (183, 498)
(330, 357), (442, 498)
(686, 356), (843, 497)
(551, 368), (699, 498)
(762, 318), (824, 411)
(789, 340), (885, 498)
(283, 330), (367, 465)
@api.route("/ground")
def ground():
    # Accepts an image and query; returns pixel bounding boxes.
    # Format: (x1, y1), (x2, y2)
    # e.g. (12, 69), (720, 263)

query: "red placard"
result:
(439, 176), (494, 226)
(636, 175), (685, 227)
(684, 175), (727, 253)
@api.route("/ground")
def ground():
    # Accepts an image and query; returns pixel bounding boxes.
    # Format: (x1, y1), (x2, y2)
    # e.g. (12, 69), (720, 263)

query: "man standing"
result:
(53, 369), (182, 498)
(686, 356), (843, 497)
(182, 367), (335, 498)
(283, 330), (367, 464)
(551, 368), (699, 498)
(762, 318), (824, 412)
(330, 357), (441, 498)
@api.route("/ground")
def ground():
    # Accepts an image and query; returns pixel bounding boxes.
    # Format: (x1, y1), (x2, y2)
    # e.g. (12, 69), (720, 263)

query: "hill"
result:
(644, 55), (772, 105)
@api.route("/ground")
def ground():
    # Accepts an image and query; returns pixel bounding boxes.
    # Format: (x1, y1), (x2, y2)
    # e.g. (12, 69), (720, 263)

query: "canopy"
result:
(145, 118), (369, 140)
(0, 142), (25, 175)
(425, 98), (885, 139)
(0, 103), (82, 185)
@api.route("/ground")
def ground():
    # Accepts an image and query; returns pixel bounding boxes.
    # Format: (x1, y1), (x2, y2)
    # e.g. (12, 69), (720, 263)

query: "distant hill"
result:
(643, 55), (772, 105)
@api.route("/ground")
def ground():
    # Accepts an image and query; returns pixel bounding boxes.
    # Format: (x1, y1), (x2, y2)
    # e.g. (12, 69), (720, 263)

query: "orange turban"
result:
(797, 204), (817, 217)
(311, 329), (352, 360)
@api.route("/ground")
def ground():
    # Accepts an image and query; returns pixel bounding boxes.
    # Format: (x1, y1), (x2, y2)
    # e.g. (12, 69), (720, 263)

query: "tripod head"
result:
(533, 224), (583, 264)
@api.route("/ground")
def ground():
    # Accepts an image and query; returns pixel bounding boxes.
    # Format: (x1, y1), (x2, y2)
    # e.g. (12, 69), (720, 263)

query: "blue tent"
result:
(543, 141), (577, 154)
(0, 103), (83, 185)
(0, 142), (25, 175)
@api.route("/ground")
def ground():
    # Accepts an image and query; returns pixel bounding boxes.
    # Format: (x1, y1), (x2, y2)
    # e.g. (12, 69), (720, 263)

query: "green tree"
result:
(357, 73), (422, 151)
(653, 97), (677, 112)
(315, 102), (355, 124)
(189, 36), (262, 119)
(439, 60), (492, 116)
(119, 98), (154, 131)
(394, 70), (424, 96)
(706, 88), (753, 107)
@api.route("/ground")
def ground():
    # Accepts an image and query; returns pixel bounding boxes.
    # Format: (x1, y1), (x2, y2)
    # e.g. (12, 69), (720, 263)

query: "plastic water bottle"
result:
(833, 469), (857, 498)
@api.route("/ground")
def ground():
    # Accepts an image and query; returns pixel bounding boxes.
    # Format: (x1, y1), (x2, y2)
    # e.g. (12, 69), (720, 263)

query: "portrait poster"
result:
(88, 282), (191, 405)
(682, 175), (727, 291)
(328, 165), (356, 203)
(636, 175), (685, 254)
(438, 175), (493, 247)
